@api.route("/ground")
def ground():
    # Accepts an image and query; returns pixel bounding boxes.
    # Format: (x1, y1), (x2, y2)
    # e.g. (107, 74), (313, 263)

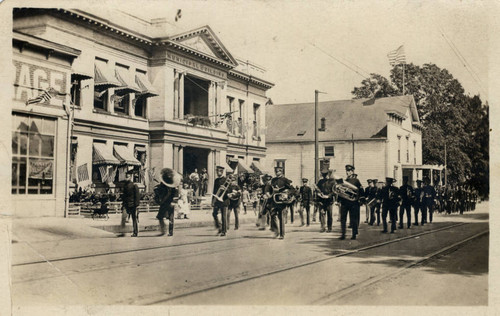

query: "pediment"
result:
(170, 26), (237, 66)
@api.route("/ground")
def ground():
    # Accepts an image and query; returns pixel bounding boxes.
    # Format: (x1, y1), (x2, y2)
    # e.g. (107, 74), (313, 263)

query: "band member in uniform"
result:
(316, 169), (334, 233)
(226, 174), (242, 230)
(338, 165), (363, 240)
(372, 179), (383, 226)
(413, 180), (423, 225)
(118, 170), (141, 237)
(365, 179), (376, 225)
(422, 176), (436, 224)
(399, 176), (414, 229)
(154, 168), (181, 236)
(381, 177), (400, 233)
(265, 166), (293, 239)
(299, 178), (313, 226)
(257, 174), (273, 230)
(212, 166), (229, 236)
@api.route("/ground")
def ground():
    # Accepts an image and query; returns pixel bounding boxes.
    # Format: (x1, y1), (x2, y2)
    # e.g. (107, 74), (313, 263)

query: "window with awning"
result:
(237, 159), (254, 174)
(250, 160), (271, 175)
(72, 57), (93, 81)
(113, 144), (141, 166)
(92, 142), (120, 165)
(94, 59), (121, 91)
(135, 71), (159, 98)
(115, 65), (141, 95)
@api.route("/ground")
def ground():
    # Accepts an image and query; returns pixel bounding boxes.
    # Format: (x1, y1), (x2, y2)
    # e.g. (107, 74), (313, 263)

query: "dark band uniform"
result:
(381, 177), (400, 233)
(338, 165), (363, 240)
(212, 167), (229, 235)
(226, 181), (242, 230)
(265, 170), (293, 239)
(399, 179), (414, 229)
(413, 180), (423, 225)
(422, 178), (436, 224)
(316, 172), (334, 232)
(299, 179), (313, 226)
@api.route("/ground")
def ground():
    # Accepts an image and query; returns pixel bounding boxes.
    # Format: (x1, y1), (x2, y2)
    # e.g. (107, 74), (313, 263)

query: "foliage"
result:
(351, 64), (489, 197)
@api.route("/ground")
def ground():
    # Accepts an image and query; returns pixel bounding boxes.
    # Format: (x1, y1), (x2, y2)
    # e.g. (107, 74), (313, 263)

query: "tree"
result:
(351, 64), (489, 197)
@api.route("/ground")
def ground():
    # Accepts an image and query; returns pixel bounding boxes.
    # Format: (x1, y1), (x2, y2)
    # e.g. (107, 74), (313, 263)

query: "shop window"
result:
(12, 114), (55, 195)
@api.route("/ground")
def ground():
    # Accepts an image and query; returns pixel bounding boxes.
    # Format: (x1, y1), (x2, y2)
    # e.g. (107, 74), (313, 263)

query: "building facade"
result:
(12, 9), (273, 217)
(265, 96), (441, 187)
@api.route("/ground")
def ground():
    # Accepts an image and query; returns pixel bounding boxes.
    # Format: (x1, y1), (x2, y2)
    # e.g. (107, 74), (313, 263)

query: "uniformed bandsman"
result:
(422, 177), (436, 224)
(299, 178), (313, 226)
(226, 174), (241, 230)
(212, 166), (229, 236)
(413, 180), (423, 225)
(316, 169), (334, 233)
(338, 165), (363, 240)
(372, 179), (383, 226)
(257, 174), (273, 230)
(381, 177), (400, 233)
(399, 176), (414, 229)
(264, 166), (294, 239)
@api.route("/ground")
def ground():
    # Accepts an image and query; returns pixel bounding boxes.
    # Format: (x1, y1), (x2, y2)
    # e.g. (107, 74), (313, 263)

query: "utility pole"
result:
(315, 90), (319, 184)
(444, 141), (447, 186)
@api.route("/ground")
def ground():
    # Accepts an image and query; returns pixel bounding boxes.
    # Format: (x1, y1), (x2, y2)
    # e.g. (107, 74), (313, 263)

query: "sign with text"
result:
(13, 60), (67, 106)
(166, 52), (227, 79)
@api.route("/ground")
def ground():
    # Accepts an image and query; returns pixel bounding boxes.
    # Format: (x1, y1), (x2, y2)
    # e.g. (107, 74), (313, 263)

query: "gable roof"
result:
(168, 26), (238, 67)
(266, 95), (419, 143)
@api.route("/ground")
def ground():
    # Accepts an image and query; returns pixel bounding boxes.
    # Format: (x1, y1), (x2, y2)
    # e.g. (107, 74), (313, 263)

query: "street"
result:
(11, 202), (488, 306)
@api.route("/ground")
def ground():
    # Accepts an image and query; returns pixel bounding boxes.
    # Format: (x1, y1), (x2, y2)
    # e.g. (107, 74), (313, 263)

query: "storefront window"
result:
(12, 113), (55, 194)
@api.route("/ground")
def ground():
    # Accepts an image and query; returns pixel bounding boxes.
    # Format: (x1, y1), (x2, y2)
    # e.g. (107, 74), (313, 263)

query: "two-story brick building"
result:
(12, 8), (273, 217)
(266, 95), (443, 187)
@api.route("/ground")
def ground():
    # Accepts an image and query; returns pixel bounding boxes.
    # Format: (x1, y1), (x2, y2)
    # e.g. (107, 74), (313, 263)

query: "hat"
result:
(385, 177), (396, 184)
(367, 179), (372, 183)
(274, 166), (283, 171)
(302, 178), (308, 182)
(416, 179), (423, 184)
(216, 165), (225, 170)
(263, 174), (272, 180)
(161, 168), (182, 188)
(372, 179), (378, 183)
(345, 164), (355, 171)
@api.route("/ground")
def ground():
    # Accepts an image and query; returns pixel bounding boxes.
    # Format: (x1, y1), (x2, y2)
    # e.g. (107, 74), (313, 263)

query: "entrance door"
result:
(183, 147), (209, 177)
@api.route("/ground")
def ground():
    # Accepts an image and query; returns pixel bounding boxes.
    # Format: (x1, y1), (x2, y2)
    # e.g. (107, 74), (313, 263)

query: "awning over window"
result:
(113, 145), (142, 166)
(224, 162), (234, 173)
(93, 143), (120, 165)
(94, 62), (121, 91)
(250, 161), (271, 175)
(135, 72), (159, 98)
(115, 67), (141, 95)
(237, 159), (254, 174)
(72, 58), (93, 80)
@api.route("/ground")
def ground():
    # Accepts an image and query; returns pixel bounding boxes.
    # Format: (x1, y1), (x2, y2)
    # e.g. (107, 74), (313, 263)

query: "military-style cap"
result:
(274, 166), (283, 171)
(345, 164), (355, 171)
(372, 179), (378, 183)
(302, 178), (308, 182)
(416, 179), (423, 184)
(367, 179), (372, 184)
(216, 165), (225, 170)
(263, 174), (272, 180)
(385, 177), (396, 184)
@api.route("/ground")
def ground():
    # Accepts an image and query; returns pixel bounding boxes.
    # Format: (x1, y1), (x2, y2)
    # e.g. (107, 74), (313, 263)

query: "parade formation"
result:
(115, 163), (480, 240)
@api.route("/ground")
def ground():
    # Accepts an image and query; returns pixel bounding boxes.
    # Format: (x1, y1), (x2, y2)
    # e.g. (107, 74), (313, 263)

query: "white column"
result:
(207, 149), (214, 194)
(179, 73), (184, 120)
(178, 146), (184, 176)
(173, 71), (178, 119)
(208, 82), (215, 123)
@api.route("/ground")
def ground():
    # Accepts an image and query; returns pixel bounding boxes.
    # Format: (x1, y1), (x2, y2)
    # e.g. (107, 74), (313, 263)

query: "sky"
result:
(120, 0), (492, 105)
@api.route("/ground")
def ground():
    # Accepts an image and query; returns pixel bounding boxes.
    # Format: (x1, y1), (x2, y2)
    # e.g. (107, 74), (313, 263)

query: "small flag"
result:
(108, 165), (117, 183)
(175, 9), (182, 22)
(110, 94), (125, 104)
(77, 164), (89, 182)
(387, 45), (406, 66)
(26, 89), (52, 105)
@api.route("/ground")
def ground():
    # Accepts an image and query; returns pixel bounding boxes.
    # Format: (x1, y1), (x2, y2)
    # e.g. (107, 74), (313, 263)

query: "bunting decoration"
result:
(77, 163), (89, 182)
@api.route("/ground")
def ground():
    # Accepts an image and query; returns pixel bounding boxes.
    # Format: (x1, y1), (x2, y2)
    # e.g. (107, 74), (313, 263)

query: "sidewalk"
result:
(11, 208), (261, 243)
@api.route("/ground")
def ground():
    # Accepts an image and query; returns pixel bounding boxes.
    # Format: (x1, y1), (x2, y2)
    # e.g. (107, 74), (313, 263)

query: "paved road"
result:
(11, 203), (489, 306)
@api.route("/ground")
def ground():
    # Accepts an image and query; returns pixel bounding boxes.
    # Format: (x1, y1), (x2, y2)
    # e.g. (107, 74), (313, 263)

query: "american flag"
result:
(26, 89), (53, 105)
(387, 45), (406, 66)
(77, 163), (89, 182)
(99, 165), (109, 183)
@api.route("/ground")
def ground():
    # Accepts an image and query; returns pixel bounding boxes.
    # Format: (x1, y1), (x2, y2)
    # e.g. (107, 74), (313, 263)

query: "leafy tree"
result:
(351, 64), (489, 197)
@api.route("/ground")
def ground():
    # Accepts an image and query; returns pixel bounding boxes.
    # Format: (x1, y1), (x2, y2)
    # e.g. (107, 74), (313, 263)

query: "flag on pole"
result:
(387, 45), (406, 66)
(26, 89), (53, 105)
(77, 163), (89, 182)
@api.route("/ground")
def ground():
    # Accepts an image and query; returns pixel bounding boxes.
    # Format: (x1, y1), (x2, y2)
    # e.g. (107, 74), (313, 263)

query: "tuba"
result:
(333, 180), (359, 202)
(272, 186), (295, 205)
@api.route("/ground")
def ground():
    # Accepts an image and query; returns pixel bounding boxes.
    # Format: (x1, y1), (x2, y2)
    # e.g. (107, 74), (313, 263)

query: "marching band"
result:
(151, 164), (480, 240)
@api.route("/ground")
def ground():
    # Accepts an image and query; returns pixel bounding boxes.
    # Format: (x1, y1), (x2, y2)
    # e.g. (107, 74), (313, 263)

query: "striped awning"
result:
(224, 162), (234, 174)
(250, 161), (271, 175)
(113, 145), (142, 166)
(93, 143), (120, 165)
(237, 159), (254, 174)
(115, 67), (141, 95)
(72, 57), (93, 80)
(94, 62), (121, 90)
(135, 72), (159, 98)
